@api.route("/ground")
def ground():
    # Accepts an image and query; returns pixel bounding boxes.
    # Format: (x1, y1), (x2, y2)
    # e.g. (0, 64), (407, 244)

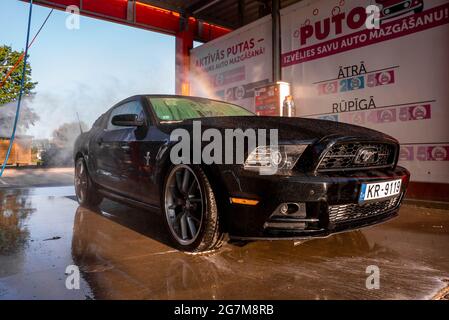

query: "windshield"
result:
(148, 97), (254, 121)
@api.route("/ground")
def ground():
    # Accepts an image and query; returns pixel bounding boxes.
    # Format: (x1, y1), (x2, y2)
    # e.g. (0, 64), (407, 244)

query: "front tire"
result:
(162, 164), (224, 252)
(75, 157), (103, 207)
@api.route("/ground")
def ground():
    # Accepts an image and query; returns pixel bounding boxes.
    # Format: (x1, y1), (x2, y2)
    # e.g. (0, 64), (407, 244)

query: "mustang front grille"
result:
(317, 142), (395, 171)
(328, 196), (400, 224)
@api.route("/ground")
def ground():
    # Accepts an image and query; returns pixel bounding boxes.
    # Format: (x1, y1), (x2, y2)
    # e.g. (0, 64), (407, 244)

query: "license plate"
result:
(359, 179), (402, 202)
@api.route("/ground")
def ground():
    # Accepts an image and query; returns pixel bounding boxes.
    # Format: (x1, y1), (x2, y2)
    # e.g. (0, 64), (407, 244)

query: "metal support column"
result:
(271, 0), (281, 82)
(175, 16), (193, 95)
(238, 0), (245, 27)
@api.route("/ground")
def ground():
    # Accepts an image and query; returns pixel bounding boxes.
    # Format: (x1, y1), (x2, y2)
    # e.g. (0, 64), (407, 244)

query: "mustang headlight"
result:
(244, 145), (308, 175)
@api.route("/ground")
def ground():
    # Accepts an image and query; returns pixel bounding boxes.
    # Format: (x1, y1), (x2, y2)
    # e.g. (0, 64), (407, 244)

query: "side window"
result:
(107, 100), (146, 130)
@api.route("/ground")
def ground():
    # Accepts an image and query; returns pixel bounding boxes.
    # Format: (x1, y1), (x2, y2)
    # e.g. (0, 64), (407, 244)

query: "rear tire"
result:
(75, 157), (103, 207)
(162, 164), (224, 252)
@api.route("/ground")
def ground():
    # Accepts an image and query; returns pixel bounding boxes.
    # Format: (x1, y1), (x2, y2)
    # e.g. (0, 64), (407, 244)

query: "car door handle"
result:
(121, 145), (130, 150)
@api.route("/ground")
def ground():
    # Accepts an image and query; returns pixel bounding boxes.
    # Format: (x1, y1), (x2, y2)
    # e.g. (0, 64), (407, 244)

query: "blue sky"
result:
(0, 0), (176, 139)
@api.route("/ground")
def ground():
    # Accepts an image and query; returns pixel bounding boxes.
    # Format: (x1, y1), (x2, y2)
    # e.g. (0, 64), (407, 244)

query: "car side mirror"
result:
(111, 114), (144, 127)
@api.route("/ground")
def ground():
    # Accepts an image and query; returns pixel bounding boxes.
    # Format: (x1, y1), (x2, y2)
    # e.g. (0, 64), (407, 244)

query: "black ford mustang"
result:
(74, 95), (410, 252)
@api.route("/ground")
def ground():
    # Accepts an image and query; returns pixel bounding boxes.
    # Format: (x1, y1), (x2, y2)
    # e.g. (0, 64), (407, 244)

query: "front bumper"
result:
(222, 166), (410, 239)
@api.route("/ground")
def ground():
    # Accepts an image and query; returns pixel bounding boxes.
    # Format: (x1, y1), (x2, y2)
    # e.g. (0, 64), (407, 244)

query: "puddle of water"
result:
(0, 189), (35, 255)
(29, 186), (75, 197)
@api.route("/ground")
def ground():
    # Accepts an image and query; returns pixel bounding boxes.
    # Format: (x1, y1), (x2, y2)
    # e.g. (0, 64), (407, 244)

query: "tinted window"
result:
(107, 100), (146, 130)
(148, 97), (253, 121)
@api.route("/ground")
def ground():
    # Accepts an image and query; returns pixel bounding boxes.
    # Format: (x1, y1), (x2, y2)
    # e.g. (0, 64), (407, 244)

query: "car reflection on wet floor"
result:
(0, 187), (448, 299)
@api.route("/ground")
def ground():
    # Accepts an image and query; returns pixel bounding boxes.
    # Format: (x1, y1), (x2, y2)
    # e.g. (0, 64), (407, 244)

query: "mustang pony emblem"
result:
(144, 151), (151, 166)
(355, 147), (378, 164)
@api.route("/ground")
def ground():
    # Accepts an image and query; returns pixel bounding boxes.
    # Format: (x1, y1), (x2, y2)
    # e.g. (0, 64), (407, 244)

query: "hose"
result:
(0, 8), (54, 89)
(0, 0), (34, 177)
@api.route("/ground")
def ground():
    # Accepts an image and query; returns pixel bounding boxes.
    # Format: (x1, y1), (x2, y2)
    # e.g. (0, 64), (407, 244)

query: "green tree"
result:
(0, 45), (37, 105)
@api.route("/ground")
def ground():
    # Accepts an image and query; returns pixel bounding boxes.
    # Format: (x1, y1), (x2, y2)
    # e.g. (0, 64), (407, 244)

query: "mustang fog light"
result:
(279, 203), (303, 215)
(280, 203), (289, 214)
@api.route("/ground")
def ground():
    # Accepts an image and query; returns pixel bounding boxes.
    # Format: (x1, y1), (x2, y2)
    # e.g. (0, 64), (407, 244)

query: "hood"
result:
(158, 116), (396, 144)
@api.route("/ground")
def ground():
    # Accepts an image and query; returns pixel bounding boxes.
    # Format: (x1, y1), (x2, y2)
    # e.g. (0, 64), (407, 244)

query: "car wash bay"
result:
(1, 0), (448, 299)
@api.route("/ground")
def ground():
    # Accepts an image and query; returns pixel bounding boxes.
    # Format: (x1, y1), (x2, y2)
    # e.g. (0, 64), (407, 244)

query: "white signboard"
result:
(281, 0), (449, 183)
(190, 16), (272, 112)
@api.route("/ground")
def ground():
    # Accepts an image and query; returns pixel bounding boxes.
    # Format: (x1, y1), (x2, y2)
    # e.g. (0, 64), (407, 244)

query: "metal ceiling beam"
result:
(206, 2), (239, 19)
(182, 0), (235, 29)
(22, 0), (232, 42)
(187, 0), (222, 15)
(194, 15), (236, 30)
(238, 0), (246, 26)
(138, 0), (182, 13)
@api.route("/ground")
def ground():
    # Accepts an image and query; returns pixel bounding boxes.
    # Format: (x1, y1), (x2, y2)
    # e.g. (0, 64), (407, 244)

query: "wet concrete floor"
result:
(0, 186), (448, 300)
(0, 168), (74, 188)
